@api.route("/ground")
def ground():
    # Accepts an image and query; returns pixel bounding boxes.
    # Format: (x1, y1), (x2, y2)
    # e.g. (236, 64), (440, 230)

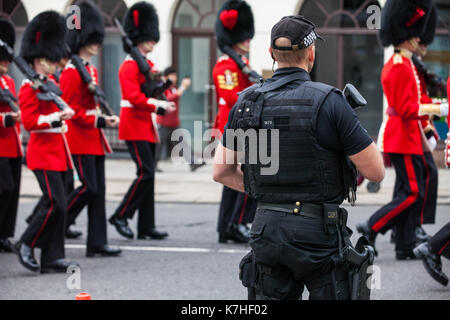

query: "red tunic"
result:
(60, 61), (111, 155)
(212, 55), (253, 138)
(19, 79), (73, 171)
(156, 87), (180, 128)
(0, 74), (22, 158)
(418, 71), (439, 141)
(379, 53), (428, 155)
(118, 56), (161, 143)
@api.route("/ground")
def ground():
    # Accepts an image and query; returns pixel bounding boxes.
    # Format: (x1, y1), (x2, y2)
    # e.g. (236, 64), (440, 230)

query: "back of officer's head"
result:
(270, 15), (323, 71)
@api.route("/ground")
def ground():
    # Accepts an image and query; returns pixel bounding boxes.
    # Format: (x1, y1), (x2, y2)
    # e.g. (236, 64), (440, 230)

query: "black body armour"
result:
(230, 72), (356, 204)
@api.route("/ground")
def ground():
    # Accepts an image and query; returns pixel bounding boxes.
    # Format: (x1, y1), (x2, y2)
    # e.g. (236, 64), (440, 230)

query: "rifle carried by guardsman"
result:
(114, 18), (171, 100)
(0, 38), (70, 111)
(70, 54), (115, 116)
(0, 86), (19, 113)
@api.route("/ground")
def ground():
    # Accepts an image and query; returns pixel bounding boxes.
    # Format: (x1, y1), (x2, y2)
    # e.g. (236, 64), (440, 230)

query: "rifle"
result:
(70, 54), (115, 116)
(0, 88), (19, 113)
(114, 18), (171, 100)
(0, 38), (69, 111)
(221, 45), (263, 84)
(412, 54), (447, 98)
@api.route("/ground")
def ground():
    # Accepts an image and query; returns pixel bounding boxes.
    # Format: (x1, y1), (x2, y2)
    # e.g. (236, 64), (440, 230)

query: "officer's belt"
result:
(257, 202), (323, 219)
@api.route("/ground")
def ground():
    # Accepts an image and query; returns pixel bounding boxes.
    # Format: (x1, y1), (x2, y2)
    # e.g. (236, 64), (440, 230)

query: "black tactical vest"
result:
(230, 71), (356, 204)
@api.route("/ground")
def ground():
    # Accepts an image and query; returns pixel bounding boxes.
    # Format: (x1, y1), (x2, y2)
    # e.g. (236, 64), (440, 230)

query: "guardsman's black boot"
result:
(414, 242), (449, 286)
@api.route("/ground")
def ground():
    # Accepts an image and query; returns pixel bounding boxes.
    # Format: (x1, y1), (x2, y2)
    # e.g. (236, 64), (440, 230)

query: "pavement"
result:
(1, 156), (449, 300)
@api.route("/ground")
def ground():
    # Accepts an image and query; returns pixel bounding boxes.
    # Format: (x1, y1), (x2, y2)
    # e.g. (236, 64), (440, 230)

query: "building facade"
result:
(1, 0), (449, 151)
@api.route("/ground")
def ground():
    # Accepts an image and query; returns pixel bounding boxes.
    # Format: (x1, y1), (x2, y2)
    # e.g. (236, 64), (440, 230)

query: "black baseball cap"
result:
(271, 15), (324, 51)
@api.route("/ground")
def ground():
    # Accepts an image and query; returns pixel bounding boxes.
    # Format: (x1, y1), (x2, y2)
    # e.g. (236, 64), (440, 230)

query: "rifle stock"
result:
(0, 88), (19, 112)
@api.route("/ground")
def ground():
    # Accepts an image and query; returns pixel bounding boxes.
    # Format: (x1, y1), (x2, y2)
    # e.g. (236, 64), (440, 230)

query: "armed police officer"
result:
(213, 16), (385, 300)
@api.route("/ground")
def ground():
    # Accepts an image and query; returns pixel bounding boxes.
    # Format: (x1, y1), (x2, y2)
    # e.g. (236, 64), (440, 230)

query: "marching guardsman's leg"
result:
(136, 142), (168, 240)
(358, 154), (424, 259)
(420, 152), (438, 224)
(414, 222), (450, 286)
(217, 187), (250, 243)
(19, 170), (74, 273)
(0, 18), (22, 253)
(0, 157), (21, 252)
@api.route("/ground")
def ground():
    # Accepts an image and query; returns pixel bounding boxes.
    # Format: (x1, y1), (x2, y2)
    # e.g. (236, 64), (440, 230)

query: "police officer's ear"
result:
(269, 47), (276, 72)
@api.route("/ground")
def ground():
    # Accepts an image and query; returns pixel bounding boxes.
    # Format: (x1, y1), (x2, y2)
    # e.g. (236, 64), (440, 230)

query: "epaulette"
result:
(217, 54), (230, 63)
(21, 79), (32, 86)
(65, 63), (76, 70)
(393, 53), (403, 65)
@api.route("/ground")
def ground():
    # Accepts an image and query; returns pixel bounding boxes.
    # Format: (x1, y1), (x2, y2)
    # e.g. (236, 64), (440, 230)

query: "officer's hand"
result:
(105, 115), (120, 128)
(60, 108), (75, 120)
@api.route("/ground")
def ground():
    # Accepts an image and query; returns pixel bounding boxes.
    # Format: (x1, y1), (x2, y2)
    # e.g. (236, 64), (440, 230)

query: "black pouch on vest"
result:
(233, 90), (265, 130)
(323, 204), (340, 234)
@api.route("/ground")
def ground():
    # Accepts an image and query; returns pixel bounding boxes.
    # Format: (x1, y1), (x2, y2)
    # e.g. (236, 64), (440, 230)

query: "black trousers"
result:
(419, 152), (438, 225)
(66, 155), (107, 247)
(249, 208), (350, 300)
(217, 186), (256, 233)
(0, 157), (22, 239)
(429, 222), (450, 260)
(20, 170), (67, 264)
(113, 141), (156, 232)
(369, 154), (425, 251)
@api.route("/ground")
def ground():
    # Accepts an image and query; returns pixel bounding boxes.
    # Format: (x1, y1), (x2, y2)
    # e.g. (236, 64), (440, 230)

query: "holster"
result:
(344, 236), (376, 300)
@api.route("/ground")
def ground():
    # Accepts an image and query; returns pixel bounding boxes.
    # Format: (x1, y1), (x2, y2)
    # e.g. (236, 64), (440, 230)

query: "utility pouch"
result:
(232, 90), (265, 130)
(239, 251), (257, 288)
(322, 204), (340, 234)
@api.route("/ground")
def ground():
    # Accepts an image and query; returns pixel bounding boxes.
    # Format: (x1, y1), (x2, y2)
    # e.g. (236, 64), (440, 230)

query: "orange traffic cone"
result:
(75, 292), (91, 300)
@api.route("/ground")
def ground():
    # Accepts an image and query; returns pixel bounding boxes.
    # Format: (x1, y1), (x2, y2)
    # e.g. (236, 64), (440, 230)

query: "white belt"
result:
(32, 126), (67, 134)
(120, 100), (133, 108)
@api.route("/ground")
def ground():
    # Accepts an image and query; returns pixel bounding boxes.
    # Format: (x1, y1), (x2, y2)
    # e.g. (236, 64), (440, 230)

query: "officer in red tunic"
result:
(357, 0), (449, 260)
(16, 11), (78, 273)
(213, 0), (258, 243)
(0, 18), (22, 253)
(61, 1), (121, 257)
(108, 2), (175, 240)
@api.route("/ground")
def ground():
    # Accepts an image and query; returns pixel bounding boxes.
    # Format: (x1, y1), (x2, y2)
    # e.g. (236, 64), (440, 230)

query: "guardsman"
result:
(16, 11), (78, 273)
(61, 1), (121, 257)
(0, 18), (22, 253)
(357, 0), (448, 260)
(108, 2), (175, 240)
(213, 0), (257, 243)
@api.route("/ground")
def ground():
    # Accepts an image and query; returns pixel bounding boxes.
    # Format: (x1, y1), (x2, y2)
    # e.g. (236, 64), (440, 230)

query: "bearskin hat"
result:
(0, 18), (15, 62)
(379, 0), (434, 47)
(66, 1), (105, 54)
(215, 0), (255, 51)
(20, 11), (66, 63)
(122, 1), (159, 53)
(420, 5), (438, 45)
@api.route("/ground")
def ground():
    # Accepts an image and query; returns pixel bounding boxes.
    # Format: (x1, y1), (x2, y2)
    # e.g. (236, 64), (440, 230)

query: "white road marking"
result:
(65, 244), (248, 254)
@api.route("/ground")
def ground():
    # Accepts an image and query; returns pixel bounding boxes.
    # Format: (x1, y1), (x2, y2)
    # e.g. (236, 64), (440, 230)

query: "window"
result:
(299, 0), (383, 137)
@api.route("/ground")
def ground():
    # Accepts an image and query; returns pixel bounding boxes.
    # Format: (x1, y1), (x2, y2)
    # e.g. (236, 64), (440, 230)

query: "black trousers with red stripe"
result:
(369, 154), (425, 251)
(20, 170), (67, 264)
(112, 141), (156, 233)
(217, 186), (257, 233)
(429, 222), (450, 260)
(0, 157), (22, 239)
(66, 155), (107, 248)
(419, 152), (438, 225)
